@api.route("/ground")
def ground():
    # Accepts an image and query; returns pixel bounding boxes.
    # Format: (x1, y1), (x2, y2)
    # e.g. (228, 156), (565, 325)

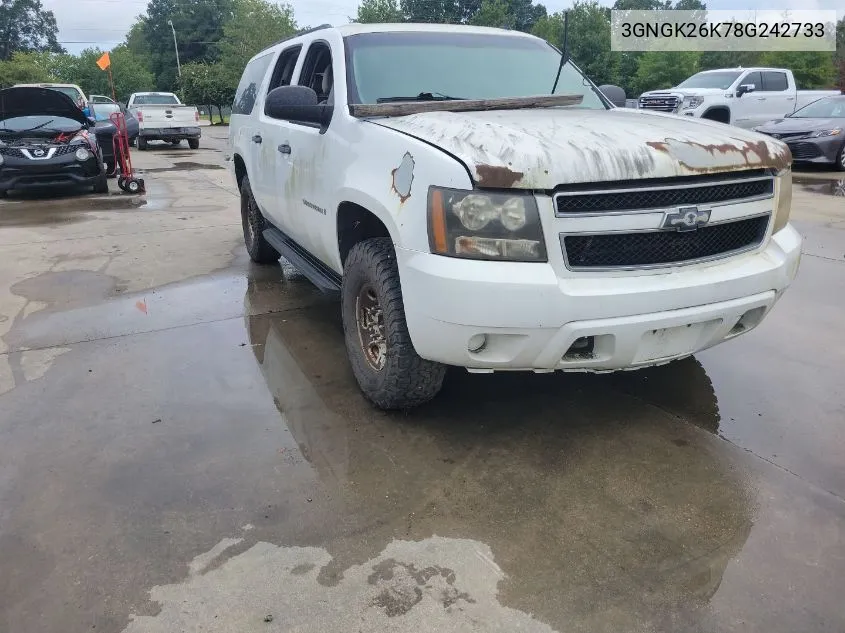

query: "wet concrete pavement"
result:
(1, 128), (844, 633)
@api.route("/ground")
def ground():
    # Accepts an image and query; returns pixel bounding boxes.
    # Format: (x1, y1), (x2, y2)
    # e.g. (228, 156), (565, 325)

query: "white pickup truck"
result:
(639, 67), (841, 129)
(230, 24), (801, 410)
(127, 92), (201, 150)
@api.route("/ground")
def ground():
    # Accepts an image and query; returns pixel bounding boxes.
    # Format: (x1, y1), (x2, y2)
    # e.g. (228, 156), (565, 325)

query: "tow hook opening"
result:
(728, 306), (767, 338)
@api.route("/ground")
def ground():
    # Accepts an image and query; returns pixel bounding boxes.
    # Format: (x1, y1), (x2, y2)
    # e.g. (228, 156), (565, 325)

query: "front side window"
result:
(344, 32), (606, 109)
(741, 72), (762, 91)
(298, 42), (334, 105)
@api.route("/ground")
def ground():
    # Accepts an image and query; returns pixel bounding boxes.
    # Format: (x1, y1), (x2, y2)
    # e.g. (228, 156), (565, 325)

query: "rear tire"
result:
(0, 189), (7, 198)
(137, 137), (148, 151)
(341, 238), (446, 410)
(240, 176), (281, 264)
(188, 138), (200, 150)
(836, 143), (845, 172)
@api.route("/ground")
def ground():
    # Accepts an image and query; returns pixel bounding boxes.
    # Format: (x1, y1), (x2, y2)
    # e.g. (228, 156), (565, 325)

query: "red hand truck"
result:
(109, 111), (145, 194)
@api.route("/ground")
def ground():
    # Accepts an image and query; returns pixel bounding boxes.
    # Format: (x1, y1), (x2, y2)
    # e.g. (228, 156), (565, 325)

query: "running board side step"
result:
(262, 226), (342, 294)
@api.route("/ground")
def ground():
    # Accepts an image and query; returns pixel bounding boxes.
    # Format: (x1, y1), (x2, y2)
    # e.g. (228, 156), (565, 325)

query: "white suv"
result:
(229, 23), (802, 410)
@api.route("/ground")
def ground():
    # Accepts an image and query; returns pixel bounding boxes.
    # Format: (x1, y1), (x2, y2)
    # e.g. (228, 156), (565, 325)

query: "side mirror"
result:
(265, 85), (332, 128)
(736, 84), (755, 98)
(598, 84), (626, 108)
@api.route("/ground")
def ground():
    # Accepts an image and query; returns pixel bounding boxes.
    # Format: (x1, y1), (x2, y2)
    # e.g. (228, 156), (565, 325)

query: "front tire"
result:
(188, 138), (200, 150)
(93, 172), (109, 194)
(342, 238), (446, 410)
(240, 176), (280, 264)
(137, 137), (148, 151)
(836, 143), (845, 172)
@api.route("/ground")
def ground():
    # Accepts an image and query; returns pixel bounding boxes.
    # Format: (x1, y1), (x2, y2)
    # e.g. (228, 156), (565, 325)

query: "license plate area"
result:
(634, 319), (722, 364)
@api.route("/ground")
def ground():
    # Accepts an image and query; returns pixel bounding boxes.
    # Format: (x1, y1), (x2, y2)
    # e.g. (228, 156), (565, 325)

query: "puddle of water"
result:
(139, 162), (226, 174)
(792, 177), (845, 197)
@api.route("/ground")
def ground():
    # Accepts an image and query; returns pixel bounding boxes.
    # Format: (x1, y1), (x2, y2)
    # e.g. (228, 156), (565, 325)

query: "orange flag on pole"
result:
(96, 52), (111, 71)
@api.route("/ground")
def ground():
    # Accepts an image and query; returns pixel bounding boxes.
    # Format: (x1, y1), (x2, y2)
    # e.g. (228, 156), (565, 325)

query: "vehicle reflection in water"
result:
(243, 276), (752, 630)
(792, 176), (845, 197)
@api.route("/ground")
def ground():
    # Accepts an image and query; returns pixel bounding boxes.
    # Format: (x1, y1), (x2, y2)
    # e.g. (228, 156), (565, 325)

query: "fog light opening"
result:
(467, 334), (488, 353)
(728, 306), (767, 337)
(75, 147), (91, 161)
(564, 336), (595, 360)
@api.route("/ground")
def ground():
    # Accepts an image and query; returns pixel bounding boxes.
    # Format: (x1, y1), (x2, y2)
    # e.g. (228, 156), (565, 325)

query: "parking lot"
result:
(1, 126), (844, 632)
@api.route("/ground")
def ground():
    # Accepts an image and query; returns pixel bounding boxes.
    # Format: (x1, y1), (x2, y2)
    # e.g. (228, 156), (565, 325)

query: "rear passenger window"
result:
(761, 72), (788, 92)
(233, 53), (273, 115)
(268, 45), (302, 92)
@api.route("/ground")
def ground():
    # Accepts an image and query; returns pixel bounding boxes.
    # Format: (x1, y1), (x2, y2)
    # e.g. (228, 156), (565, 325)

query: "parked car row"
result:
(638, 67), (844, 170)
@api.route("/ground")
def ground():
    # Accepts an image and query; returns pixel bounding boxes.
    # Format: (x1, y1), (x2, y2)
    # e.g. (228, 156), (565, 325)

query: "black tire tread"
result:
(188, 138), (200, 150)
(240, 176), (280, 264)
(342, 238), (445, 409)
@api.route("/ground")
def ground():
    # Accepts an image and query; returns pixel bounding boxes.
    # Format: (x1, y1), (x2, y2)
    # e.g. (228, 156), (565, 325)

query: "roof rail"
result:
(258, 24), (333, 55)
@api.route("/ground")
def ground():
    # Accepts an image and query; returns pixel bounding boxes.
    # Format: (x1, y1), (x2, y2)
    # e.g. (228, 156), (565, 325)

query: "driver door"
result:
(732, 71), (761, 128)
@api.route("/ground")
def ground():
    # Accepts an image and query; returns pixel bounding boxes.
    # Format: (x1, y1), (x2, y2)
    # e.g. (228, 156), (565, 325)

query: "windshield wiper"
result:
(377, 92), (465, 104)
(15, 119), (57, 134)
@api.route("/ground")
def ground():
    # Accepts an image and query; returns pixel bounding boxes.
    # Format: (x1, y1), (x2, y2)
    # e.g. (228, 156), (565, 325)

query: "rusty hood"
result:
(371, 107), (791, 189)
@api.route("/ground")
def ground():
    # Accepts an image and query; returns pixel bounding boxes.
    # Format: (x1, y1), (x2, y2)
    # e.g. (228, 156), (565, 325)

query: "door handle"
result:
(786, 97), (795, 101)
(278, 143), (291, 155)
(252, 134), (262, 144)
(756, 97), (766, 101)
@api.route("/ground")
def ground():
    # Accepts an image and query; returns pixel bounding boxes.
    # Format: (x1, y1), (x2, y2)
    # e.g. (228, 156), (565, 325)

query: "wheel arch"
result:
(335, 192), (402, 268)
(701, 106), (731, 124)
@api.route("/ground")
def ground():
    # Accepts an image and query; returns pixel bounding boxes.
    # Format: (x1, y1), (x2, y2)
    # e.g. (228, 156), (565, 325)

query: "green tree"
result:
(0, 0), (62, 61)
(400, 0), (482, 24)
(835, 17), (844, 91)
(532, 3), (617, 88)
(143, 0), (235, 91)
(632, 50), (699, 95)
(0, 51), (53, 88)
(355, 0), (402, 22)
(759, 51), (837, 89)
(470, 0), (516, 29)
(180, 62), (235, 123)
(218, 0), (297, 85)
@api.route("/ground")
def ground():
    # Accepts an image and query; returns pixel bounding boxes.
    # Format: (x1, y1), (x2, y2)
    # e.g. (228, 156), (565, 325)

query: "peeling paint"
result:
(646, 138), (792, 174)
(391, 152), (415, 203)
(374, 108), (792, 189)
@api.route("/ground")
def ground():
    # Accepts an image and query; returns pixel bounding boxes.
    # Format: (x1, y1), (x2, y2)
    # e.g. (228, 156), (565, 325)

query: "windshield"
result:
(133, 94), (180, 105)
(344, 32), (607, 109)
(0, 115), (82, 134)
(676, 72), (741, 90)
(790, 96), (845, 119)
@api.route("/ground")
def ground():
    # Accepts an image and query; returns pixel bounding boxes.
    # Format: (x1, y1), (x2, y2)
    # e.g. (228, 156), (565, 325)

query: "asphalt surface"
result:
(0, 128), (844, 633)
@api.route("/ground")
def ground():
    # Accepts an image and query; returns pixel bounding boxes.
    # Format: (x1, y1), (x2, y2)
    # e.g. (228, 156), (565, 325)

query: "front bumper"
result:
(783, 136), (844, 165)
(0, 151), (103, 191)
(398, 225), (802, 371)
(139, 127), (201, 140)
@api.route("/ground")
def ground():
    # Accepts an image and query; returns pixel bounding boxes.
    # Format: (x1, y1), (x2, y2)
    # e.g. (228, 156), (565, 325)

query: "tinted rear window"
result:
(133, 94), (180, 105)
(233, 53), (273, 115)
(762, 72), (788, 92)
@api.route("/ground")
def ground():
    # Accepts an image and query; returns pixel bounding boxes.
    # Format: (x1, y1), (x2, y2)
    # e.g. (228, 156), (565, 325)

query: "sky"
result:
(44, 0), (844, 55)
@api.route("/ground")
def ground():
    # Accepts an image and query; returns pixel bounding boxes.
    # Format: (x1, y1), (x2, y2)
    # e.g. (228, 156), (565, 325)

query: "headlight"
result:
(682, 96), (703, 110)
(773, 169), (792, 234)
(75, 147), (91, 161)
(428, 187), (547, 262)
(0, 153), (4, 167)
(808, 128), (842, 138)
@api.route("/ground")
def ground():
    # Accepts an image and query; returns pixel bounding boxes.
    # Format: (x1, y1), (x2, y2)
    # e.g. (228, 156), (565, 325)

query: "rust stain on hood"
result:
(476, 164), (524, 188)
(646, 138), (792, 174)
(372, 108), (792, 189)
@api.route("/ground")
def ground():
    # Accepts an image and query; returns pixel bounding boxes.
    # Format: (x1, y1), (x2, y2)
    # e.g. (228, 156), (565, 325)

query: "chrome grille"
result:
(638, 95), (680, 112)
(562, 215), (770, 270)
(0, 145), (78, 158)
(555, 173), (774, 215)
